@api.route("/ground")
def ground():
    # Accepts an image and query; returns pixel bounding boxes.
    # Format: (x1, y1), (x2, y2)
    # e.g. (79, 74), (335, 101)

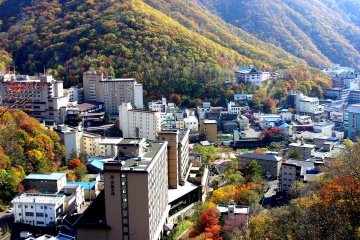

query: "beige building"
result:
(119, 102), (161, 140)
(289, 142), (315, 159)
(158, 129), (190, 189)
(83, 72), (143, 115)
(200, 119), (217, 142)
(82, 132), (102, 156)
(77, 140), (169, 240)
(238, 153), (282, 179)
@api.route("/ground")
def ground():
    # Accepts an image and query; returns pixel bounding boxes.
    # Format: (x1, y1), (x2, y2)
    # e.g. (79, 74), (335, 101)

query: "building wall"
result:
(289, 145), (314, 159)
(281, 164), (298, 191)
(119, 103), (161, 140)
(204, 123), (217, 142)
(158, 132), (179, 188)
(103, 142), (168, 240)
(12, 195), (64, 227)
(82, 134), (101, 156)
(238, 157), (281, 179)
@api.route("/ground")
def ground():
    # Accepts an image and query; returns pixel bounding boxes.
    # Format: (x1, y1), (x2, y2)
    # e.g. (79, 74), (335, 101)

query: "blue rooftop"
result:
(67, 182), (95, 190)
(87, 160), (104, 170)
(25, 172), (66, 180)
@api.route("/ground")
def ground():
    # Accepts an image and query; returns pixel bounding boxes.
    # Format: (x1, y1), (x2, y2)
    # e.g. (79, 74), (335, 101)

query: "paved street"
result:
(262, 180), (278, 208)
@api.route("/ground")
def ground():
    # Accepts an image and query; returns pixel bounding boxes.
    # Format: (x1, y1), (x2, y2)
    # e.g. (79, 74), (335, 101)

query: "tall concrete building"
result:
(83, 72), (143, 116)
(119, 103), (161, 140)
(77, 139), (169, 240)
(158, 129), (190, 189)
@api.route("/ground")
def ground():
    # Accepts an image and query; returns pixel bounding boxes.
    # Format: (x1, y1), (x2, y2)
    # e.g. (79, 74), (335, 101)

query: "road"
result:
(262, 180), (278, 208)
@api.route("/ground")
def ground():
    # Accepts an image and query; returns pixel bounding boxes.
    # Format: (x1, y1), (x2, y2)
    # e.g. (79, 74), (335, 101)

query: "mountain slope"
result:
(0, 0), (329, 103)
(200, 0), (360, 69)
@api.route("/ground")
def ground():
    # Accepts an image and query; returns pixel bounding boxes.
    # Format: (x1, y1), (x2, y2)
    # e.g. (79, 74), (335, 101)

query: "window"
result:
(36, 213), (44, 217)
(25, 212), (34, 216)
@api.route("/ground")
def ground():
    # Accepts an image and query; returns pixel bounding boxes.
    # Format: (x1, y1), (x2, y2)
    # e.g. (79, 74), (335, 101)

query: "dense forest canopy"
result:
(0, 109), (65, 201)
(0, 0), (331, 105)
(199, 0), (360, 69)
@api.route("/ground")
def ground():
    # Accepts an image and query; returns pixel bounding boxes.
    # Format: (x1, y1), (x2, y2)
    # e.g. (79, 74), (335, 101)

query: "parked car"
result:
(296, 131), (301, 134)
(6, 207), (14, 213)
(20, 231), (32, 239)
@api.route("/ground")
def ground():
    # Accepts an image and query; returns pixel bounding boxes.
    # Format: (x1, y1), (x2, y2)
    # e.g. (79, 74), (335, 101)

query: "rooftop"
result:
(67, 182), (96, 190)
(289, 142), (315, 148)
(25, 172), (66, 181)
(168, 181), (199, 203)
(109, 141), (167, 172)
(239, 153), (282, 162)
(11, 193), (65, 204)
(99, 137), (122, 145)
(204, 120), (217, 124)
(217, 204), (249, 215)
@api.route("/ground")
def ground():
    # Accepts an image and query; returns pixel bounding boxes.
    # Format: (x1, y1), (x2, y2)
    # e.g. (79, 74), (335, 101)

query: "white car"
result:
(6, 207), (14, 213)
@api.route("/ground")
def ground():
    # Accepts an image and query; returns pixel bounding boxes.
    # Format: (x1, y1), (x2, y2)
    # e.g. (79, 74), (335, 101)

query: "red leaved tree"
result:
(68, 158), (83, 169)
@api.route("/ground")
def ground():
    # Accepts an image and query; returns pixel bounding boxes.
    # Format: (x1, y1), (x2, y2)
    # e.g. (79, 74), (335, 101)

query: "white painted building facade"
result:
(12, 193), (65, 227)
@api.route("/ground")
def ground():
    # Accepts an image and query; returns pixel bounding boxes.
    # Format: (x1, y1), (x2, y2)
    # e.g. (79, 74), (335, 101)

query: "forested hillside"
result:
(200, 0), (360, 69)
(0, 110), (65, 201)
(0, 0), (331, 105)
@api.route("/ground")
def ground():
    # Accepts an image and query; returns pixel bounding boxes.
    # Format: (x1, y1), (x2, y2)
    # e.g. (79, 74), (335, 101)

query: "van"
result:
(20, 231), (32, 239)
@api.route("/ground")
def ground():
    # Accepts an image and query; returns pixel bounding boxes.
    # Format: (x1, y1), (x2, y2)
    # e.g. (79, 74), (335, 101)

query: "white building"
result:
(149, 98), (167, 112)
(295, 93), (321, 114)
(0, 75), (68, 124)
(83, 72), (143, 116)
(54, 125), (83, 162)
(235, 66), (270, 87)
(281, 159), (324, 192)
(12, 193), (65, 227)
(119, 102), (161, 140)
(234, 94), (253, 101)
(99, 138), (122, 158)
(196, 102), (212, 119)
(62, 184), (85, 214)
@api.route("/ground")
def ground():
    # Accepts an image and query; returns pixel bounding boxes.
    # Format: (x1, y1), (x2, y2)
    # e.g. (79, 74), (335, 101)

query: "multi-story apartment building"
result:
(234, 94), (253, 101)
(347, 104), (360, 139)
(54, 125), (83, 162)
(12, 193), (65, 227)
(99, 138), (122, 158)
(325, 88), (350, 101)
(238, 153), (282, 179)
(77, 140), (169, 240)
(67, 86), (84, 104)
(158, 129), (190, 189)
(24, 173), (67, 193)
(119, 102), (161, 140)
(83, 72), (143, 116)
(82, 132), (102, 156)
(235, 66), (270, 87)
(199, 119), (217, 142)
(281, 159), (324, 192)
(288, 142), (315, 159)
(0, 75), (68, 124)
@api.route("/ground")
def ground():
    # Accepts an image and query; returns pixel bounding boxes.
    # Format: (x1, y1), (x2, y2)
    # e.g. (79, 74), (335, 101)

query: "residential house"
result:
(238, 153), (282, 179)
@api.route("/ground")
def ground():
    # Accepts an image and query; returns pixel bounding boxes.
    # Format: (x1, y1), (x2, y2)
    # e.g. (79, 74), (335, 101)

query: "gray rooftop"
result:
(239, 153), (282, 162)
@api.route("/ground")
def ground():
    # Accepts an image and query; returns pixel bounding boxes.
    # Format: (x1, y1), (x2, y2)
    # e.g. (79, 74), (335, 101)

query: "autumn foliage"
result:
(259, 128), (283, 139)
(68, 158), (83, 169)
(190, 208), (222, 240)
